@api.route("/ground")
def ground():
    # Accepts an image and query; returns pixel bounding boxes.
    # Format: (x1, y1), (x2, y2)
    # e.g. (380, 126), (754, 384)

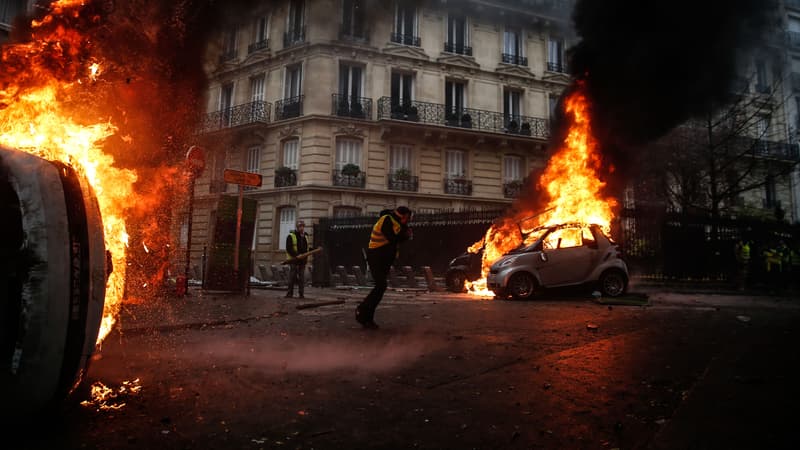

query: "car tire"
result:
(599, 269), (628, 297)
(507, 272), (536, 300)
(446, 270), (467, 293)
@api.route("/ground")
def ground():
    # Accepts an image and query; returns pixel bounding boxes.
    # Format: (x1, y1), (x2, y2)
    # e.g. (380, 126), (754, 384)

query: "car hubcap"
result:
(603, 274), (624, 296)
(510, 275), (533, 298)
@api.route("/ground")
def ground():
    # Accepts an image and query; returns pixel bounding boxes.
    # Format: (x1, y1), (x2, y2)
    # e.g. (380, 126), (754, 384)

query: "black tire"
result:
(446, 270), (467, 293)
(599, 270), (628, 297)
(507, 272), (536, 300)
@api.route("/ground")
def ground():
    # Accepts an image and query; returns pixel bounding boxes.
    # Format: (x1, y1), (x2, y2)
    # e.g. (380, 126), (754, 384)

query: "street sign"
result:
(185, 145), (206, 176)
(223, 168), (262, 187)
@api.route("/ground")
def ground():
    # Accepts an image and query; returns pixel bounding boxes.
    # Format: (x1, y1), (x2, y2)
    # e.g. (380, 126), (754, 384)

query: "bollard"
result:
(259, 264), (269, 281)
(336, 265), (351, 285)
(352, 266), (367, 285)
(402, 266), (418, 287)
(389, 266), (401, 288)
(422, 266), (442, 291)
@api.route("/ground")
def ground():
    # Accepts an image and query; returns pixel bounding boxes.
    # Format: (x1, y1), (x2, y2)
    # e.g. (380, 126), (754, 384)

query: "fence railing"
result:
(331, 94), (372, 119)
(444, 42), (472, 56)
(332, 169), (366, 188)
(390, 32), (420, 46)
(387, 173), (419, 192)
(376, 97), (548, 139)
(501, 53), (528, 66)
(199, 101), (271, 134)
(752, 139), (800, 161)
(248, 39), (269, 54)
(275, 95), (304, 121)
(444, 177), (472, 195)
(274, 169), (297, 187)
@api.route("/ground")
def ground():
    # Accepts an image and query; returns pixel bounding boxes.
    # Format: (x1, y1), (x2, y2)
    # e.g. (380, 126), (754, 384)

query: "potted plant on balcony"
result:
(445, 111), (459, 127)
(461, 113), (472, 129)
(351, 101), (365, 118)
(275, 166), (296, 186)
(520, 122), (531, 136)
(393, 167), (411, 181)
(407, 105), (419, 122)
(506, 120), (519, 133)
(341, 163), (361, 177)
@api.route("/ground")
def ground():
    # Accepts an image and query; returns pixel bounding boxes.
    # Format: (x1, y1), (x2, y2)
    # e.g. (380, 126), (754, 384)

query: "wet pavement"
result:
(11, 285), (800, 449)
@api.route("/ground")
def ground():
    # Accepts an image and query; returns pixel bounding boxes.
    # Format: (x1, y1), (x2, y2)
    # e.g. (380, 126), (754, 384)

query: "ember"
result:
(466, 83), (617, 297)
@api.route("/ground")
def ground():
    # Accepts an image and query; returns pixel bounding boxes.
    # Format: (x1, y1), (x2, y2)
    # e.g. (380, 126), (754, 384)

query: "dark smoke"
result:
(566, 0), (777, 152)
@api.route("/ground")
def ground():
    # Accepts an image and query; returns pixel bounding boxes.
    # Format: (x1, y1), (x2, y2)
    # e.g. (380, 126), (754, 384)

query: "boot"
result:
(355, 305), (379, 329)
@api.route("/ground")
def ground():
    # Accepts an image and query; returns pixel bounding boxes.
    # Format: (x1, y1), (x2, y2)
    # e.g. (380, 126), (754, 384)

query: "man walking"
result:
(285, 220), (309, 298)
(356, 207), (413, 329)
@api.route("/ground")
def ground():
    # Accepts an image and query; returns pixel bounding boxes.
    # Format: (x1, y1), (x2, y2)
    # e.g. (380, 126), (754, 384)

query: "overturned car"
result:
(487, 223), (628, 300)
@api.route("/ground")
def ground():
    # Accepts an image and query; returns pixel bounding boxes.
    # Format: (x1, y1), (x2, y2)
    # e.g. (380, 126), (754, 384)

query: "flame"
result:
(0, 2), (137, 341)
(80, 378), (142, 411)
(466, 85), (617, 297)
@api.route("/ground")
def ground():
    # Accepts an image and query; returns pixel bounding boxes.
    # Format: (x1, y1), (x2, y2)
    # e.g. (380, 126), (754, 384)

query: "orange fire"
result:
(466, 85), (617, 296)
(0, 1), (137, 341)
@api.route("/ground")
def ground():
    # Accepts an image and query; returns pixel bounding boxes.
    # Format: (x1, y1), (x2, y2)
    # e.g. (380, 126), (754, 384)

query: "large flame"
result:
(0, 1), (137, 341)
(466, 85), (617, 296)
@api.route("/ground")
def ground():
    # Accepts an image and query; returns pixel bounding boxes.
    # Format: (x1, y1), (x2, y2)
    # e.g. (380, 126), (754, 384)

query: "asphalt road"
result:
(11, 286), (800, 449)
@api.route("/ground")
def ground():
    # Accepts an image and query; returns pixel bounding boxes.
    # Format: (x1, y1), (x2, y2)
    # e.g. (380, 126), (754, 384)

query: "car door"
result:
(536, 226), (595, 286)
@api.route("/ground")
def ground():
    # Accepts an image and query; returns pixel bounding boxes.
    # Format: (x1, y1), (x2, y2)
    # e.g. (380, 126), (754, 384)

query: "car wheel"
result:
(507, 272), (536, 300)
(446, 270), (467, 293)
(599, 270), (628, 297)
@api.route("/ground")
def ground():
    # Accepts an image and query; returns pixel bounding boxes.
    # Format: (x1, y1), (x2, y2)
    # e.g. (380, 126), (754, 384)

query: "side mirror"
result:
(540, 252), (548, 262)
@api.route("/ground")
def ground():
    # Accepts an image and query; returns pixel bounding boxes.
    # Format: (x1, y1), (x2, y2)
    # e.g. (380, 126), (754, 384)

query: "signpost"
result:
(223, 169), (262, 293)
(179, 146), (205, 296)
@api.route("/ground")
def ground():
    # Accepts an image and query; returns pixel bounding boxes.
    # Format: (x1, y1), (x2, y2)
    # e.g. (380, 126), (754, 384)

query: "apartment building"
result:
(781, 0), (800, 222)
(0, 0), (35, 42)
(192, 0), (574, 268)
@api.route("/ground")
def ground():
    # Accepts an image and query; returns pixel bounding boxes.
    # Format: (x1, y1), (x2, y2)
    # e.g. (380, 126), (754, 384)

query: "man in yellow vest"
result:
(356, 206), (413, 329)
(734, 239), (750, 291)
(285, 220), (310, 298)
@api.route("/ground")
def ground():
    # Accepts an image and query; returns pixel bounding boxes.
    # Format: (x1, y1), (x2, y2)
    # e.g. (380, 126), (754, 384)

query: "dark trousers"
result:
(287, 262), (305, 296)
(358, 247), (395, 320)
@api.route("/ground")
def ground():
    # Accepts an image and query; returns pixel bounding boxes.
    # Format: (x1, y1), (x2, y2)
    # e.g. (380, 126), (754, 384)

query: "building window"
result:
(246, 146), (261, 174)
(445, 80), (465, 118)
(765, 175), (777, 208)
(390, 144), (412, 173)
(547, 38), (565, 73)
(445, 149), (466, 178)
(278, 207), (296, 250)
(1, 1), (25, 26)
(341, 0), (366, 39)
(445, 14), (470, 55)
(503, 155), (522, 182)
(335, 138), (362, 170)
(249, 15), (270, 53)
(391, 72), (414, 106)
(755, 60), (769, 93)
(285, 0), (305, 46)
(250, 75), (265, 103)
(220, 27), (238, 62)
(339, 63), (363, 99)
(503, 89), (522, 128)
(282, 138), (299, 169)
(210, 149), (228, 193)
(548, 94), (559, 119)
(219, 83), (234, 126)
(334, 206), (361, 217)
(392, 1), (418, 46)
(285, 65), (302, 99)
(502, 29), (526, 65)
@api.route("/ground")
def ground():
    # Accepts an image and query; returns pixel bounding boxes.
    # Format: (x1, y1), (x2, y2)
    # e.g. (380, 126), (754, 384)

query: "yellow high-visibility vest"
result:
(369, 214), (401, 249)
(286, 232), (299, 259)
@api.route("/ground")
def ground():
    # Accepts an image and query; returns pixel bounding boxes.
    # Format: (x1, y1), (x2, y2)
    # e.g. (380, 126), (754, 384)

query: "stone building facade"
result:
(192, 0), (575, 269)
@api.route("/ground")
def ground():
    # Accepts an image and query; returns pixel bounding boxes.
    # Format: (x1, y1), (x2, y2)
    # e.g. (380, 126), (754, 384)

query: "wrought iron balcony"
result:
(390, 32), (420, 47)
(331, 94), (372, 119)
(387, 172), (419, 192)
(218, 49), (237, 64)
(376, 97), (549, 139)
(199, 101), (271, 134)
(503, 181), (524, 199)
(332, 169), (366, 188)
(501, 53), (528, 66)
(444, 42), (472, 56)
(284, 26), (306, 48)
(789, 31), (800, 49)
(546, 61), (567, 73)
(444, 177), (472, 195)
(248, 39), (269, 54)
(752, 139), (800, 161)
(275, 95), (304, 121)
(339, 24), (368, 42)
(274, 169), (298, 187)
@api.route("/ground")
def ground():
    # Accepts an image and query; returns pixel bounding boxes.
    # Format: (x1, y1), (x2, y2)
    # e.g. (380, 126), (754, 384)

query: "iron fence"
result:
(331, 94), (372, 119)
(501, 53), (528, 66)
(376, 97), (548, 139)
(444, 42), (472, 56)
(275, 95), (304, 121)
(199, 101), (271, 134)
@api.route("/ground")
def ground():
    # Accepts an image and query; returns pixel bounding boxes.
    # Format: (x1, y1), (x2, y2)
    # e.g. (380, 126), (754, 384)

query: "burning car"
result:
(445, 247), (483, 293)
(487, 223), (628, 300)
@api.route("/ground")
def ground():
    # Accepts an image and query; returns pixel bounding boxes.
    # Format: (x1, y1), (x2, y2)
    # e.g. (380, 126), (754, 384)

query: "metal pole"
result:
(234, 184), (243, 272)
(183, 174), (196, 296)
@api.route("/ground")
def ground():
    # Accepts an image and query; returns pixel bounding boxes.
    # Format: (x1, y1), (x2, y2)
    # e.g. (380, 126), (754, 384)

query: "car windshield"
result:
(509, 227), (550, 253)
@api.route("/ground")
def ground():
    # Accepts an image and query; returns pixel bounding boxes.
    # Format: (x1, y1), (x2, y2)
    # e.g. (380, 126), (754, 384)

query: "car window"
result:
(582, 227), (597, 247)
(543, 227), (582, 249)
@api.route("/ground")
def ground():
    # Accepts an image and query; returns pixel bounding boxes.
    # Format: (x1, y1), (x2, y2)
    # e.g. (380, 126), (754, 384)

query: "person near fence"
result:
(734, 239), (751, 291)
(356, 206), (413, 329)
(285, 220), (310, 298)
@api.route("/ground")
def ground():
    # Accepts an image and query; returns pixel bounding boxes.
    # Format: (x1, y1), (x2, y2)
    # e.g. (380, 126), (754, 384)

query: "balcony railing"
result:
(284, 26), (306, 48)
(752, 139), (800, 161)
(444, 177), (472, 195)
(218, 49), (237, 64)
(199, 101), (271, 134)
(387, 173), (419, 192)
(501, 53), (528, 66)
(444, 42), (472, 56)
(248, 39), (269, 54)
(390, 32), (420, 47)
(377, 97), (548, 139)
(274, 169), (298, 187)
(546, 61), (567, 73)
(503, 181), (524, 198)
(331, 94), (372, 119)
(332, 169), (366, 188)
(789, 31), (800, 49)
(275, 95), (304, 121)
(339, 24), (368, 42)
